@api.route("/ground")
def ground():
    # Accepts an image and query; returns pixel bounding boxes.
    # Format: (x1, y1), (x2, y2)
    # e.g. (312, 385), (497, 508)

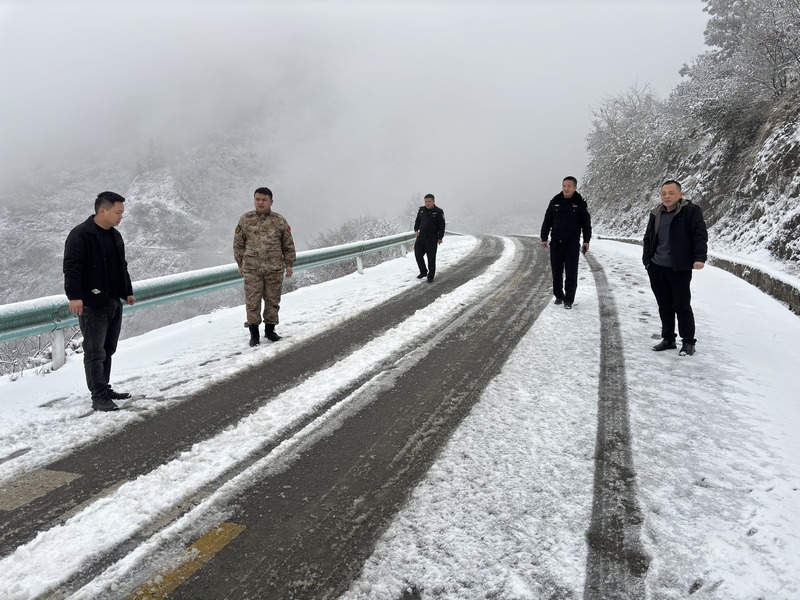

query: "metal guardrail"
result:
(0, 231), (419, 368)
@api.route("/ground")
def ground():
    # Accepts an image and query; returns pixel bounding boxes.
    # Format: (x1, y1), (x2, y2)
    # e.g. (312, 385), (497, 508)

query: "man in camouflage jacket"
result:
(233, 187), (296, 345)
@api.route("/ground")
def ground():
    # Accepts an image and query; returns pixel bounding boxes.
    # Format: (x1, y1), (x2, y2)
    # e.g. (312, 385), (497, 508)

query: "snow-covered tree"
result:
(584, 85), (671, 215)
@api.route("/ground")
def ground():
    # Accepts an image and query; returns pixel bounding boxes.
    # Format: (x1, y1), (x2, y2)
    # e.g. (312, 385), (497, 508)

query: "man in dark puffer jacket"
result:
(643, 180), (708, 356)
(540, 176), (592, 309)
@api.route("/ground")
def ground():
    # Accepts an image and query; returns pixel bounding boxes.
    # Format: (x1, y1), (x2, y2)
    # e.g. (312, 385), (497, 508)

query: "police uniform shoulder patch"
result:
(235, 225), (242, 234)
(287, 225), (291, 233)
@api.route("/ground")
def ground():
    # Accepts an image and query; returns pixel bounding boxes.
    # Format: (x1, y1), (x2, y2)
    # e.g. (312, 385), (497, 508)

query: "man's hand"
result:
(541, 240), (549, 248)
(415, 231), (420, 237)
(693, 261), (705, 270)
(582, 243), (589, 254)
(237, 266), (243, 276)
(286, 265), (294, 278)
(437, 239), (443, 245)
(68, 299), (83, 316)
(126, 295), (136, 306)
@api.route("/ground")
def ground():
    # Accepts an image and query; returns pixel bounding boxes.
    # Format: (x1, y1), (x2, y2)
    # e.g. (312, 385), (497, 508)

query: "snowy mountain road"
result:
(1, 237), (508, 560)
(150, 236), (553, 599)
(3, 237), (798, 599)
(2, 235), (562, 598)
(0, 237), (652, 600)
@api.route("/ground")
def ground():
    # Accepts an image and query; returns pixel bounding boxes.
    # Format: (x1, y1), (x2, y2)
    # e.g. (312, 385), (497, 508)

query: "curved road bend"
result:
(119, 236), (554, 599)
(0, 236), (505, 557)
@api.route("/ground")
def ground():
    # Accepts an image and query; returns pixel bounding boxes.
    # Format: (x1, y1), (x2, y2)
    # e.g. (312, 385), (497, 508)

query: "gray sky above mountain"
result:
(0, 1), (709, 234)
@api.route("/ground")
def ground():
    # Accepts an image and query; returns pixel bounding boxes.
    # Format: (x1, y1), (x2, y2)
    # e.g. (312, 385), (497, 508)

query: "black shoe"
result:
(265, 324), (282, 342)
(248, 324), (260, 346)
(554, 297), (564, 305)
(652, 339), (677, 351)
(417, 272), (428, 279)
(564, 302), (573, 310)
(679, 343), (696, 356)
(107, 388), (131, 400)
(427, 277), (434, 283)
(92, 396), (119, 412)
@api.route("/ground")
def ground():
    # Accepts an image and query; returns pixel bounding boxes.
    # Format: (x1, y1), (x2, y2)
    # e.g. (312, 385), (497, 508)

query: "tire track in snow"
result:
(583, 252), (651, 600)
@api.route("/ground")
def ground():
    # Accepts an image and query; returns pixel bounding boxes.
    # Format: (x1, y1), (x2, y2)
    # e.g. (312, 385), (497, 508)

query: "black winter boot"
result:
(652, 338), (677, 351)
(248, 325), (260, 346)
(265, 324), (282, 342)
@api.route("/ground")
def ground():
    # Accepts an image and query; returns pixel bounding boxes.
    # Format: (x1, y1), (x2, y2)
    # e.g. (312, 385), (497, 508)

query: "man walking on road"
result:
(540, 176), (592, 309)
(414, 193), (446, 283)
(643, 180), (708, 356)
(64, 191), (136, 412)
(234, 187), (296, 346)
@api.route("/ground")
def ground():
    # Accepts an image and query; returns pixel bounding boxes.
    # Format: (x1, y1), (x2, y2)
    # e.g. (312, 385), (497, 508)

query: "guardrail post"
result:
(400, 244), (408, 258)
(356, 255), (364, 275)
(52, 329), (66, 371)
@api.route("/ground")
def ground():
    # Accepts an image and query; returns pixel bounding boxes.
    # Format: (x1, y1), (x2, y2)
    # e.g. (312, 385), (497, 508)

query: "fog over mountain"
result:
(0, 1), (709, 306)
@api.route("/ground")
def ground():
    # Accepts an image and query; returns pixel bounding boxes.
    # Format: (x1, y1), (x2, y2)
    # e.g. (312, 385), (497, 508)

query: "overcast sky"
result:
(0, 1), (709, 232)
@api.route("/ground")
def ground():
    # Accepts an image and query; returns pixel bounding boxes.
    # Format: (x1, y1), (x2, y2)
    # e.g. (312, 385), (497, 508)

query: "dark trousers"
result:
(647, 263), (695, 344)
(79, 298), (123, 400)
(549, 240), (581, 303)
(415, 236), (439, 278)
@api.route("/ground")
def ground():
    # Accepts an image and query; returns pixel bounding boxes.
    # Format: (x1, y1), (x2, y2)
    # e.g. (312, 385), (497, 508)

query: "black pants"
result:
(647, 263), (695, 344)
(549, 240), (581, 303)
(79, 297), (123, 400)
(415, 236), (439, 279)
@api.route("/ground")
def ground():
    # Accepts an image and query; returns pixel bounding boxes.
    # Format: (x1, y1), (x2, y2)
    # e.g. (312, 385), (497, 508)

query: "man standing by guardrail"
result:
(414, 193), (446, 283)
(63, 191), (136, 412)
(234, 187), (296, 346)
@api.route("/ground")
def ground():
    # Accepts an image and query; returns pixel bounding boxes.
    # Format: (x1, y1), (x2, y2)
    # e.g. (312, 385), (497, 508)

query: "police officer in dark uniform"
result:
(540, 176), (592, 309)
(414, 193), (446, 283)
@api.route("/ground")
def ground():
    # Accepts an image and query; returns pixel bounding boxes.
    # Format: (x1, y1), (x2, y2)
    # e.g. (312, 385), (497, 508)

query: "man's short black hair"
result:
(254, 187), (273, 198)
(563, 176), (578, 185)
(95, 191), (125, 213)
(661, 179), (682, 190)
(424, 193), (435, 200)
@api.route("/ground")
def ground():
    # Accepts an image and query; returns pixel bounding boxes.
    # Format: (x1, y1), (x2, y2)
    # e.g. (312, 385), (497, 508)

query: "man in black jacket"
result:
(64, 191), (136, 411)
(414, 193), (446, 283)
(540, 176), (592, 309)
(643, 180), (708, 356)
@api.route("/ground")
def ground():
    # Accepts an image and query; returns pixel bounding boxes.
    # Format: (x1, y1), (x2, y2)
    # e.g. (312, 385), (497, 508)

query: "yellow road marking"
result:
(0, 469), (81, 511)
(129, 521), (246, 599)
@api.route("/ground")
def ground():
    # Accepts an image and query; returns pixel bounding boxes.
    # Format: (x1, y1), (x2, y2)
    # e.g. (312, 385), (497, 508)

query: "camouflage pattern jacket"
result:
(233, 210), (296, 273)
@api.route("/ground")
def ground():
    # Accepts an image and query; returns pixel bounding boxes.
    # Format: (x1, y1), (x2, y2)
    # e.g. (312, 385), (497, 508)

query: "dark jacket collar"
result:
(554, 191), (584, 203)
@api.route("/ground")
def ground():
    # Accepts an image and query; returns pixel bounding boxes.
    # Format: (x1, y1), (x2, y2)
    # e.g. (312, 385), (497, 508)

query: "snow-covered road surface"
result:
(0, 236), (798, 599)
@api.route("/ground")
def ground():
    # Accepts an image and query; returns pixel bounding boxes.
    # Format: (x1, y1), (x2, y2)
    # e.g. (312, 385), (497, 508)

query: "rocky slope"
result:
(587, 98), (800, 279)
